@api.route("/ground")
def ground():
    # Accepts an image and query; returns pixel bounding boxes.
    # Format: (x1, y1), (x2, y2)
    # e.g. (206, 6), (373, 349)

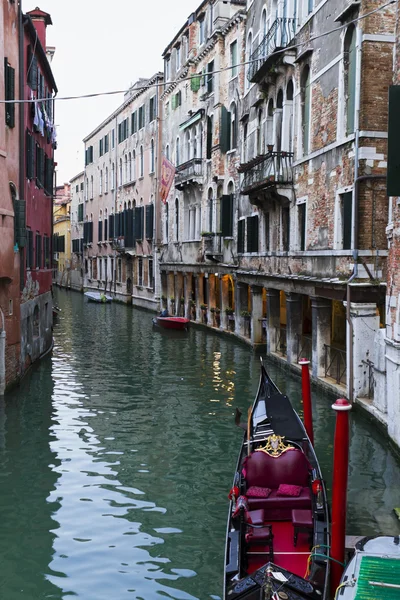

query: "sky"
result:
(25, 0), (201, 184)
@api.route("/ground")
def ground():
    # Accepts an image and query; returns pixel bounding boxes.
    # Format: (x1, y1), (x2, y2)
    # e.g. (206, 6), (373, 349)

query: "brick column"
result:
(286, 292), (303, 364)
(311, 296), (332, 378)
(267, 289), (280, 354)
(251, 286), (264, 345)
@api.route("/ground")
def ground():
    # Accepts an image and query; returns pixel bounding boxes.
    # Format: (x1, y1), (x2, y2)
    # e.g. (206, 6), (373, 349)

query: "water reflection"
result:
(0, 289), (399, 600)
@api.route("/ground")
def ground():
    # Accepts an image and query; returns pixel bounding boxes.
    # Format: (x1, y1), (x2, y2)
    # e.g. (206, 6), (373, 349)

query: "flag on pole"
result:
(160, 156), (176, 204)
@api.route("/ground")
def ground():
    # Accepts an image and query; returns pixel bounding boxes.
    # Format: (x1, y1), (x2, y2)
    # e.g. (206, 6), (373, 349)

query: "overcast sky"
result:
(25, 0), (201, 184)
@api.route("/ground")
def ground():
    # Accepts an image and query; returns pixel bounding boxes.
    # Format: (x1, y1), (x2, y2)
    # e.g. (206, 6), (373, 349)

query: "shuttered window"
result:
(104, 218), (108, 240)
(109, 214), (114, 239)
(246, 216), (259, 253)
(43, 235), (50, 267)
(138, 106), (145, 129)
(237, 219), (245, 253)
(36, 144), (44, 187)
(221, 194), (233, 237)
(4, 58), (15, 127)
(135, 206), (144, 240)
(145, 204), (154, 239)
(98, 221), (103, 242)
(342, 192), (352, 250)
(387, 85), (400, 196)
(220, 106), (231, 154)
(78, 204), (84, 222)
(27, 46), (38, 90)
(131, 111), (137, 134)
(14, 199), (26, 248)
(35, 233), (42, 268)
(26, 229), (34, 269)
(44, 155), (54, 195)
(26, 129), (35, 180)
(149, 96), (156, 121)
(125, 209), (134, 248)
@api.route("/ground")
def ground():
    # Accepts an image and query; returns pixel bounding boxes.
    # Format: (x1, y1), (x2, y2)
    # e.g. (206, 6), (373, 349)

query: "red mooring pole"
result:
(330, 398), (352, 598)
(299, 359), (314, 446)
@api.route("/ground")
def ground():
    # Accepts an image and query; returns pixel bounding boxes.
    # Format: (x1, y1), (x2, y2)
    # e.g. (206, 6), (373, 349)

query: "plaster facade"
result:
(53, 183), (71, 287)
(69, 171), (84, 291)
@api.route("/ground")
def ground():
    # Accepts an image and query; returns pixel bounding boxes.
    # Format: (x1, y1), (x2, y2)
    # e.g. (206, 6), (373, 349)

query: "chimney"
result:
(26, 7), (52, 51)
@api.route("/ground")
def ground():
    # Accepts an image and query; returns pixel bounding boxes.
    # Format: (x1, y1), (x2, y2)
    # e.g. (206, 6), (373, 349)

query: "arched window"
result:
(230, 102), (237, 150)
(105, 167), (108, 193)
(132, 150), (136, 180)
(185, 130), (191, 161)
(301, 66), (311, 155)
(256, 107), (263, 155)
(128, 152), (132, 181)
(124, 155), (128, 183)
(85, 177), (89, 200)
(275, 89), (284, 152)
(140, 146), (144, 177)
(344, 25), (357, 135)
(119, 158), (123, 185)
(285, 80), (294, 153)
(99, 170), (103, 195)
(90, 176), (93, 199)
(104, 208), (108, 241)
(176, 137), (180, 166)
(243, 121), (248, 162)
(175, 197), (179, 241)
(111, 163), (115, 189)
(150, 139), (155, 172)
(261, 9), (267, 60)
(206, 116), (213, 159)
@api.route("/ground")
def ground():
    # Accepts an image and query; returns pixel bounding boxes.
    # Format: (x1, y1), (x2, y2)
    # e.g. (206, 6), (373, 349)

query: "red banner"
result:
(160, 156), (176, 204)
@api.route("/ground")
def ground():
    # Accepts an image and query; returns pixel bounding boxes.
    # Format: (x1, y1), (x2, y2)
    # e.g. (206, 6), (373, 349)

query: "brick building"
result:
(228, 0), (394, 400)
(20, 7), (57, 374)
(0, 1), (21, 393)
(82, 73), (163, 307)
(159, 0), (248, 327)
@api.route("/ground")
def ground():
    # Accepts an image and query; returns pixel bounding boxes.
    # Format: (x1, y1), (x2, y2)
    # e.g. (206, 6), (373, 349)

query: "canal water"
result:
(0, 289), (399, 600)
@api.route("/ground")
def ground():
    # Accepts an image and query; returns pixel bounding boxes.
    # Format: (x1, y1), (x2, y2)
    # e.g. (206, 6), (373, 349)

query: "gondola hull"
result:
(224, 362), (330, 600)
(153, 316), (190, 330)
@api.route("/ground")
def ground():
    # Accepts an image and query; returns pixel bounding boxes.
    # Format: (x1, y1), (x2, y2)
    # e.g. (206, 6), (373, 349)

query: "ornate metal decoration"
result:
(255, 434), (294, 457)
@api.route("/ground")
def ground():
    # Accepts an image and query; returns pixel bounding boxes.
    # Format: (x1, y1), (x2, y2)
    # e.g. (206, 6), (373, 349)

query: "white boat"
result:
(337, 535), (400, 599)
(84, 291), (113, 303)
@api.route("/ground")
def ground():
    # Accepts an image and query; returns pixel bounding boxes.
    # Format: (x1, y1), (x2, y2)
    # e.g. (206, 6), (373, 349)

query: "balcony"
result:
(113, 237), (125, 252)
(175, 158), (203, 190)
(240, 151), (294, 199)
(248, 17), (296, 83)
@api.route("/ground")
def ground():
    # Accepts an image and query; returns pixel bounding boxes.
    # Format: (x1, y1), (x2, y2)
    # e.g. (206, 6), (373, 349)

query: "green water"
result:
(0, 289), (399, 600)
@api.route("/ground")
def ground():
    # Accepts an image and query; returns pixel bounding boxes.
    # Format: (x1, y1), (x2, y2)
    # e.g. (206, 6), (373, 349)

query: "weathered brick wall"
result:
(360, 42), (393, 132)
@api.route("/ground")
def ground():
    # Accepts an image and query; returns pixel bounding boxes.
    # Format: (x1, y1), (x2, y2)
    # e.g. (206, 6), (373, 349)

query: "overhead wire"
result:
(0, 0), (395, 105)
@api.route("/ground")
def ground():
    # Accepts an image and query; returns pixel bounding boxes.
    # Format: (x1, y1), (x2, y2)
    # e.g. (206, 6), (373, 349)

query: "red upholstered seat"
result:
(248, 509), (266, 525)
(292, 509), (313, 528)
(244, 448), (312, 520)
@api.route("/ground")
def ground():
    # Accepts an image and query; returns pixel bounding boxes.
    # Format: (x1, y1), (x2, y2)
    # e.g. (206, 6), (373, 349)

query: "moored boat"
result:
(336, 535), (400, 599)
(84, 291), (113, 303)
(153, 316), (190, 330)
(224, 361), (330, 600)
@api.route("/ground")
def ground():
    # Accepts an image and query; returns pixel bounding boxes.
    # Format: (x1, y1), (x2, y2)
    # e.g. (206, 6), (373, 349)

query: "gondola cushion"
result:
(246, 486), (272, 498)
(277, 484), (302, 497)
(247, 487), (311, 519)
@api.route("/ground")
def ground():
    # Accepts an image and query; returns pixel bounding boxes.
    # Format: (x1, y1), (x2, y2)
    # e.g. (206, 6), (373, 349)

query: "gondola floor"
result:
(247, 521), (310, 577)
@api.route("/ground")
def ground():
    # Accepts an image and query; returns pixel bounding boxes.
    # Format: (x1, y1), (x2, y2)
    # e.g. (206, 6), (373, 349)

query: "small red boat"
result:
(153, 316), (190, 331)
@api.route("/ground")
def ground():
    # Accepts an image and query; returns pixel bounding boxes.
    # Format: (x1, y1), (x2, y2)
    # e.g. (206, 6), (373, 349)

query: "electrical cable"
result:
(0, 0), (395, 105)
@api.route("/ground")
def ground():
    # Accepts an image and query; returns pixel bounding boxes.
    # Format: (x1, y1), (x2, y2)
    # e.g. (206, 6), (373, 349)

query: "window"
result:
(265, 212), (270, 251)
(336, 191), (353, 249)
(172, 90), (182, 110)
(166, 144), (170, 161)
(149, 96), (156, 122)
(176, 45), (181, 71)
(131, 111), (137, 134)
(230, 41), (238, 77)
(245, 32), (252, 89)
(85, 146), (93, 165)
(165, 56), (171, 83)
(124, 155), (128, 182)
(4, 58), (15, 127)
(105, 167), (108, 193)
(150, 139), (155, 173)
(35, 233), (42, 268)
(238, 219), (245, 253)
(99, 138), (103, 157)
(206, 116), (213, 159)
(208, 188), (213, 232)
(104, 134), (109, 153)
(199, 17), (205, 45)
(138, 257), (143, 286)
(128, 152), (132, 181)
(140, 146), (144, 177)
(148, 258), (154, 289)
(145, 204), (154, 239)
(247, 216), (259, 252)
(98, 211), (103, 243)
(221, 193), (233, 236)
(297, 199), (307, 250)
(112, 128), (115, 148)
(175, 198), (179, 241)
(207, 60), (214, 94)
(119, 158), (123, 185)
(344, 26), (356, 135)
(176, 137), (180, 165)
(138, 105), (145, 129)
(282, 207), (290, 251)
(230, 103), (237, 150)
(220, 106), (231, 153)
(99, 170), (103, 195)
(301, 66), (311, 155)
(165, 202), (169, 242)
(35, 144), (44, 187)
(26, 129), (35, 180)
(111, 163), (115, 190)
(132, 150), (136, 180)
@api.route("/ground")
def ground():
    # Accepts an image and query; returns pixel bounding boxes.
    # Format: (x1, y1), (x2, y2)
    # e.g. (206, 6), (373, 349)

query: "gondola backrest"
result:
(243, 448), (310, 488)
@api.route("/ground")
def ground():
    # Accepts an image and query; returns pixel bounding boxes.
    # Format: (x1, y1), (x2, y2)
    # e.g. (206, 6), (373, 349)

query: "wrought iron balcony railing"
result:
(240, 151), (294, 195)
(175, 158), (203, 189)
(248, 17), (296, 82)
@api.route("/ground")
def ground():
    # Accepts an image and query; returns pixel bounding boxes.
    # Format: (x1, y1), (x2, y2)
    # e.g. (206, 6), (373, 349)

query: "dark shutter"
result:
(109, 214), (114, 239)
(342, 192), (352, 250)
(26, 130), (34, 179)
(125, 209), (133, 248)
(4, 59), (15, 128)
(104, 218), (108, 240)
(145, 204), (154, 239)
(83, 222), (88, 244)
(247, 216), (259, 253)
(207, 116), (213, 159)
(89, 221), (93, 243)
(135, 206), (144, 239)
(78, 204), (84, 222)
(15, 199), (26, 248)
(221, 194), (233, 237)
(27, 229), (33, 268)
(237, 220), (245, 253)
(220, 105), (231, 154)
(388, 86), (400, 196)
(98, 221), (103, 242)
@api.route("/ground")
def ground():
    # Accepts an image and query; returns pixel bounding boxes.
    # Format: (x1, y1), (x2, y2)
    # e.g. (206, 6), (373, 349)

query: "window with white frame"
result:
(335, 190), (353, 250)
(344, 25), (357, 136)
(105, 167), (108, 193)
(230, 40), (238, 77)
(199, 17), (205, 45)
(301, 66), (311, 155)
(90, 176), (93, 199)
(99, 170), (103, 195)
(119, 158), (123, 186)
(296, 197), (307, 251)
(129, 152), (132, 181)
(150, 139), (155, 173)
(111, 163), (115, 189)
(133, 150), (136, 180)
(140, 146), (144, 177)
(176, 137), (180, 165)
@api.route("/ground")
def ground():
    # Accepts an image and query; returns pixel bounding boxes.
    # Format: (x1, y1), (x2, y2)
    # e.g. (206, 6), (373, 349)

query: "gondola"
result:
(84, 291), (113, 303)
(336, 535), (400, 598)
(224, 360), (330, 600)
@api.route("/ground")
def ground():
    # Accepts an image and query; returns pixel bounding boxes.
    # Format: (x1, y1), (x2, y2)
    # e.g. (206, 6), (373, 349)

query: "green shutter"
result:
(146, 204), (154, 239)
(388, 86), (400, 196)
(15, 199), (26, 248)
(220, 106), (231, 154)
(191, 74), (201, 92)
(221, 194), (233, 237)
(171, 94), (177, 110)
(247, 216), (259, 252)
